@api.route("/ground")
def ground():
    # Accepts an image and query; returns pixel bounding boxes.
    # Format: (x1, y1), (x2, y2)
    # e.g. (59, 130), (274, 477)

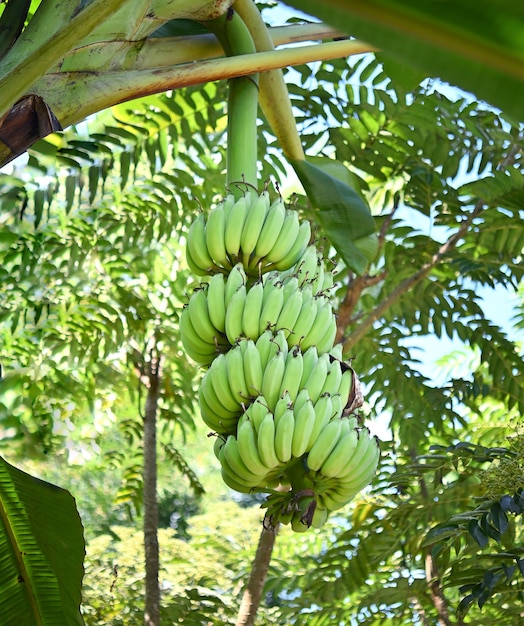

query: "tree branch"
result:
(342, 200), (485, 352)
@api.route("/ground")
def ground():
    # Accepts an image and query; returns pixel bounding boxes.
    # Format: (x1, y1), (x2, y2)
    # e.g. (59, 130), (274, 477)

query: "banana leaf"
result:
(0, 455), (85, 625)
(284, 0), (524, 123)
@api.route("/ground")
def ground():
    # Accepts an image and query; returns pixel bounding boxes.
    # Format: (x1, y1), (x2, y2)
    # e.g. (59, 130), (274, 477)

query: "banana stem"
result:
(235, 0), (305, 161)
(204, 10), (259, 194)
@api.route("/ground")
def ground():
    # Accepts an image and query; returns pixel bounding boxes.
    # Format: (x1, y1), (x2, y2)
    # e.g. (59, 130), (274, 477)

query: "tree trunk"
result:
(236, 524), (278, 626)
(143, 349), (161, 626)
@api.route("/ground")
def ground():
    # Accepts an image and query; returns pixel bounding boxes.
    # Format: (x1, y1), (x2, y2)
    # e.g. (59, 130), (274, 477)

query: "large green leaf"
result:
(0, 455), (85, 625)
(283, 0), (524, 122)
(291, 156), (376, 274)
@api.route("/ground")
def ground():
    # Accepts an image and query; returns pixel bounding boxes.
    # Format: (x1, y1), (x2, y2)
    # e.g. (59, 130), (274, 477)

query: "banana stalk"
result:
(204, 9), (259, 191)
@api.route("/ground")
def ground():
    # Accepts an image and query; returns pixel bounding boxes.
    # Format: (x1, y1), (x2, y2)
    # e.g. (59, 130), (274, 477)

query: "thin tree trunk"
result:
(236, 524), (278, 626)
(143, 348), (161, 626)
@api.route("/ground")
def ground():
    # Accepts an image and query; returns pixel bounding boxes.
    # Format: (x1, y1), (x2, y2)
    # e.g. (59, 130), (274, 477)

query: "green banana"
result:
(319, 428), (359, 478)
(293, 245), (318, 287)
(337, 436), (380, 494)
(224, 284), (247, 344)
(273, 391), (293, 425)
(311, 506), (329, 529)
(259, 279), (284, 335)
(187, 287), (220, 345)
(224, 195), (248, 262)
(179, 306), (217, 365)
(291, 398), (316, 458)
(274, 407), (294, 463)
(242, 339), (264, 397)
(278, 346), (304, 402)
(320, 360), (343, 398)
(251, 197), (286, 267)
(205, 202), (230, 270)
(237, 419), (272, 476)
(261, 348), (287, 410)
(225, 263), (247, 306)
(208, 353), (241, 413)
(299, 297), (334, 352)
(288, 287), (318, 347)
(206, 273), (227, 334)
(264, 209), (299, 267)
(198, 379), (238, 432)
(187, 213), (213, 275)
(303, 352), (330, 404)
(308, 395), (333, 449)
(226, 345), (249, 404)
(306, 418), (343, 471)
(240, 191), (270, 266)
(257, 413), (280, 469)
(242, 280), (264, 340)
(337, 428), (379, 481)
(219, 435), (262, 488)
(276, 287), (303, 338)
(245, 395), (270, 433)
(273, 220), (311, 271)
(299, 346), (319, 388)
(316, 313), (337, 354)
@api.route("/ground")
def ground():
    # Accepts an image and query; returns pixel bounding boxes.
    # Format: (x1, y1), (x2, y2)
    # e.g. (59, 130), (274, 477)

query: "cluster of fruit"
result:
(181, 189), (379, 531)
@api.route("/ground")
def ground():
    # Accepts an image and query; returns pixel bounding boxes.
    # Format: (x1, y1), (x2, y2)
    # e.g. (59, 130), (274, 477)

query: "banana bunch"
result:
(186, 190), (311, 277)
(213, 394), (380, 528)
(180, 256), (337, 365)
(197, 332), (355, 434)
(181, 188), (380, 532)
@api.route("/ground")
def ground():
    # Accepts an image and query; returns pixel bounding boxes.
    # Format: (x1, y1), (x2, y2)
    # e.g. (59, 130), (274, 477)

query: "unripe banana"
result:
(237, 419), (272, 476)
(219, 435), (262, 487)
(226, 345), (249, 403)
(308, 394), (333, 448)
(225, 263), (246, 306)
(319, 427), (359, 478)
(299, 346), (319, 387)
(306, 418), (343, 471)
(336, 435), (380, 493)
(242, 281), (264, 340)
(273, 391), (293, 425)
(205, 202), (230, 270)
(186, 213), (213, 275)
(242, 395), (269, 433)
(198, 378), (238, 433)
(320, 360), (343, 397)
(179, 306), (217, 365)
(206, 273), (227, 334)
(255, 330), (277, 371)
(299, 297), (334, 352)
(331, 393), (343, 419)
(257, 413), (280, 469)
(187, 287), (220, 345)
(273, 220), (312, 271)
(279, 346), (304, 402)
(274, 407), (294, 462)
(206, 354), (242, 414)
(293, 245), (319, 287)
(293, 388), (311, 415)
(337, 428), (379, 481)
(224, 195), (248, 262)
(259, 280), (284, 335)
(264, 210), (299, 267)
(287, 286), (318, 347)
(261, 348), (287, 410)
(338, 367), (354, 410)
(315, 313), (337, 354)
(311, 506), (329, 529)
(303, 352), (330, 404)
(251, 197), (286, 267)
(291, 398), (316, 458)
(276, 287), (303, 339)
(240, 191), (270, 266)
(224, 284), (247, 344)
(242, 339), (264, 397)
